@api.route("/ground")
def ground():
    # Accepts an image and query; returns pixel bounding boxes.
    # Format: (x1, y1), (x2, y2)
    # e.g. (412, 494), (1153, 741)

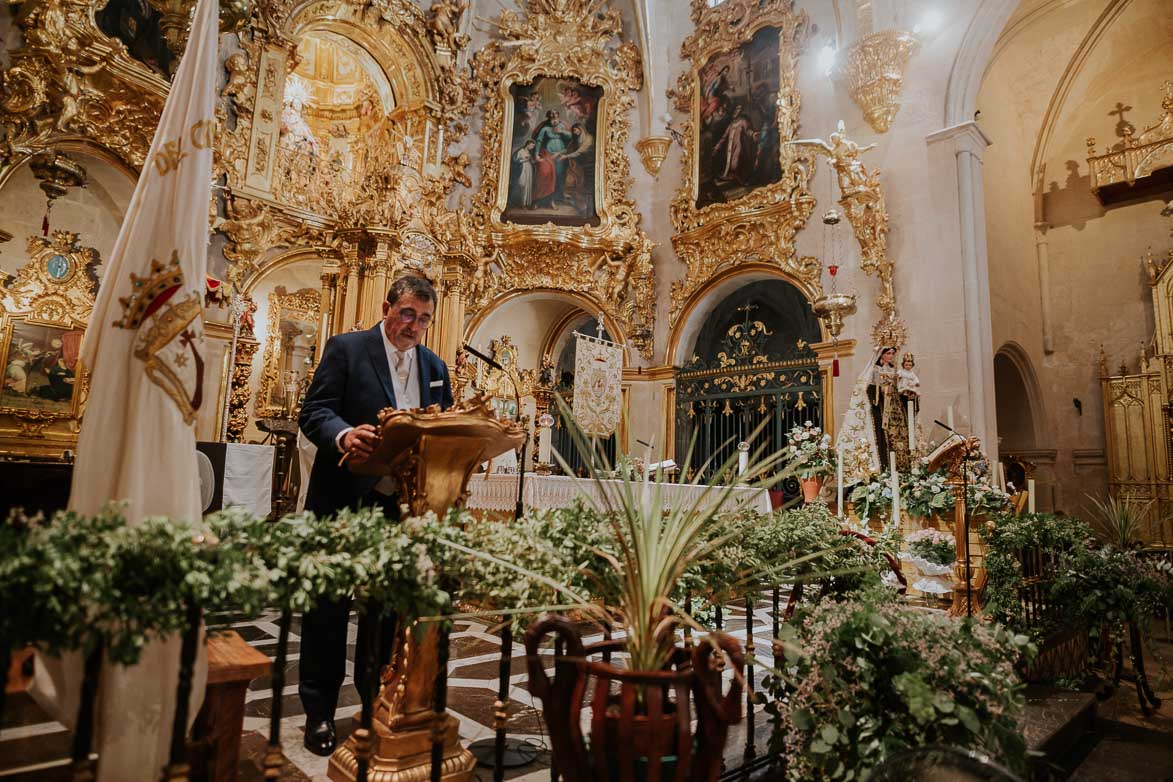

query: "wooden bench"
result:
(190, 630), (271, 782)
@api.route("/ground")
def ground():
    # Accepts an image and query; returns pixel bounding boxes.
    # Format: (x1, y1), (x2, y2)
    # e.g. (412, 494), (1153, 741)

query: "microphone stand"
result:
(934, 419), (973, 618)
(464, 344), (527, 523)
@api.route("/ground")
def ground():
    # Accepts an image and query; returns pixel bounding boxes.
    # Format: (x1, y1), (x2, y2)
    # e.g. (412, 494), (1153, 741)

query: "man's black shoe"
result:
(303, 719), (336, 756)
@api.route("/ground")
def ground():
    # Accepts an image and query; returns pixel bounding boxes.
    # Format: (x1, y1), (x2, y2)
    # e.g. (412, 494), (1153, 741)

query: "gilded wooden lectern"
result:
(327, 395), (525, 782)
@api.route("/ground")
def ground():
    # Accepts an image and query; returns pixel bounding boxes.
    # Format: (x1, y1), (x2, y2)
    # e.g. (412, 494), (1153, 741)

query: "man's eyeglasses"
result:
(395, 308), (432, 328)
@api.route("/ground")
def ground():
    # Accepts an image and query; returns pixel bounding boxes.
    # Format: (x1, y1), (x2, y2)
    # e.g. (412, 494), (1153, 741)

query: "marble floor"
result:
(0, 601), (780, 782)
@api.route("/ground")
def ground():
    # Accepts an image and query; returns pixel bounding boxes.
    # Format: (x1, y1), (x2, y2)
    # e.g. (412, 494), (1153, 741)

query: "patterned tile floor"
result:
(0, 601), (782, 781)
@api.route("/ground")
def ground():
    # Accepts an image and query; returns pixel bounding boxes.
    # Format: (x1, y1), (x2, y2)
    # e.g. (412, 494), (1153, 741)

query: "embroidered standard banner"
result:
(573, 332), (623, 437)
(33, 1), (220, 779)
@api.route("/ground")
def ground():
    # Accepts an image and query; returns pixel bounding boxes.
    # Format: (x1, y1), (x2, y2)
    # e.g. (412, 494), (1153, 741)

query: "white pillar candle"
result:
(947, 404), (955, 432)
(889, 451), (901, 529)
(738, 449), (748, 478)
(998, 462), (1007, 492)
(836, 446), (844, 519)
(1027, 479), (1036, 513)
(907, 399), (916, 456)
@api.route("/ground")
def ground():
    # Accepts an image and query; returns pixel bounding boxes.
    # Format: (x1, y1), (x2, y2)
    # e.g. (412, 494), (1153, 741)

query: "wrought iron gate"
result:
(675, 319), (824, 501)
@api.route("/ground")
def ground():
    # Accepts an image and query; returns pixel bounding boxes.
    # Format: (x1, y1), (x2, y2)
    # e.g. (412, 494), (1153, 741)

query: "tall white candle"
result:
(907, 399), (915, 456)
(836, 446), (844, 519)
(889, 451), (901, 529)
(1027, 479), (1036, 513)
(998, 462), (1007, 493)
(738, 449), (748, 478)
(947, 404), (955, 432)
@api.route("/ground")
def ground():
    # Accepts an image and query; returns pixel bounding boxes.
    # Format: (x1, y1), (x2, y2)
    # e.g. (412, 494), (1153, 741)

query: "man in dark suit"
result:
(297, 275), (453, 755)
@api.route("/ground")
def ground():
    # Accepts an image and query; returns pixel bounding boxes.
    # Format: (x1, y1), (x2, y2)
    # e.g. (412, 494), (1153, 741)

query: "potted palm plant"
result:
(520, 410), (801, 782)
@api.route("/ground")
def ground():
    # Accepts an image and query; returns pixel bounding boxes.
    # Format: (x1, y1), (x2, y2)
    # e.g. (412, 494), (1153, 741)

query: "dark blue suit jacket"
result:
(299, 324), (454, 516)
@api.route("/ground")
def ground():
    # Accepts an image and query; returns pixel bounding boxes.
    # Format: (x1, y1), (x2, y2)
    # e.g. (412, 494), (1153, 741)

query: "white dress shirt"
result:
(333, 328), (420, 461)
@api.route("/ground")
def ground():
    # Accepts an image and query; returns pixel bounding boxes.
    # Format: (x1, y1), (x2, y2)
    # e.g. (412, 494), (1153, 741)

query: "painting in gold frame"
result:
(668, 0), (818, 329)
(0, 231), (97, 455)
(1, 320), (84, 415)
(695, 25), (783, 210)
(502, 76), (604, 227)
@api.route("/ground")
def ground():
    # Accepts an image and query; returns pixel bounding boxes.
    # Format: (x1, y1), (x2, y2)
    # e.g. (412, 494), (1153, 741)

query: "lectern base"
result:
(327, 714), (476, 782)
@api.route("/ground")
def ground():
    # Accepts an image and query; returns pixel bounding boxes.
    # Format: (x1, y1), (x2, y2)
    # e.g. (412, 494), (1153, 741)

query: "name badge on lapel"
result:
(429, 380), (443, 388)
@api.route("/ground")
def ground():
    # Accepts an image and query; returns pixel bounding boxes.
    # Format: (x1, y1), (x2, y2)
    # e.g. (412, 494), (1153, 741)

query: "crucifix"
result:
(1109, 101), (1135, 138)
(736, 301), (758, 330)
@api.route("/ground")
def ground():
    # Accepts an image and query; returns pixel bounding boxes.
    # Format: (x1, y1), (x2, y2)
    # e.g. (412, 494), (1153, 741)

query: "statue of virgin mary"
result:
(836, 346), (911, 483)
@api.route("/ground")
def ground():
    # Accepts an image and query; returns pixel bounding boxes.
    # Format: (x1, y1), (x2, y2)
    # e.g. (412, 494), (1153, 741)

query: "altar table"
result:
(465, 473), (772, 515)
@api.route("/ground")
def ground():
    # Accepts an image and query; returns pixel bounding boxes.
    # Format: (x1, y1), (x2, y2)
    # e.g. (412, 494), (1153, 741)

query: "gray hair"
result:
(385, 275), (437, 307)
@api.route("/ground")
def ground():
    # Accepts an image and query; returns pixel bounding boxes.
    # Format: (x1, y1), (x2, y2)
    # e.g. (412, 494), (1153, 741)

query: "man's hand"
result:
(342, 424), (378, 461)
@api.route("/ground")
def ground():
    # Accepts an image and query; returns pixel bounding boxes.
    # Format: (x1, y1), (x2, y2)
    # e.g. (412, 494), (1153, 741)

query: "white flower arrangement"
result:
(784, 421), (837, 480)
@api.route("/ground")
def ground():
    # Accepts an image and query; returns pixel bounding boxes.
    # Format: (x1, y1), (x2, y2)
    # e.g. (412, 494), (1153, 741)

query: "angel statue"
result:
(428, 0), (468, 53)
(789, 120), (877, 194)
(835, 346), (911, 482)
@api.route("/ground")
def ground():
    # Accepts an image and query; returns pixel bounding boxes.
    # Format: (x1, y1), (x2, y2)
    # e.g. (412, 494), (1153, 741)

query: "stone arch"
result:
(1025, 0), (1133, 182)
(241, 247), (333, 295)
(942, 0), (1020, 127)
(667, 263), (826, 368)
(993, 341), (1047, 450)
(465, 288), (627, 363)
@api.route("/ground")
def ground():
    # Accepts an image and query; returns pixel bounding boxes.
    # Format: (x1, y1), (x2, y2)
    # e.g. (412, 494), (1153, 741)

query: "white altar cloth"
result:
(465, 473), (772, 515)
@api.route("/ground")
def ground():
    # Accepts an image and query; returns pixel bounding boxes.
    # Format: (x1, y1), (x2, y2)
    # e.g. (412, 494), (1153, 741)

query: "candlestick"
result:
(947, 404), (955, 432)
(907, 399), (915, 456)
(1027, 479), (1036, 513)
(889, 451), (900, 530)
(836, 446), (844, 519)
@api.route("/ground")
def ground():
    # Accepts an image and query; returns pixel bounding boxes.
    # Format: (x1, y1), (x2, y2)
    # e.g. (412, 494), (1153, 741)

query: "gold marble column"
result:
(317, 267), (338, 361)
(428, 262), (466, 365)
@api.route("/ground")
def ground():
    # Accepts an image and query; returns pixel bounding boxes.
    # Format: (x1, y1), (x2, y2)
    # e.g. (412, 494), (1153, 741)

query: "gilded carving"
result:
(256, 286), (320, 419)
(667, 0), (819, 328)
(792, 121), (897, 338)
(226, 337), (258, 442)
(0, 0), (168, 174)
(1087, 81), (1173, 194)
(832, 30), (919, 135)
(468, 0), (655, 358)
(0, 231), (98, 456)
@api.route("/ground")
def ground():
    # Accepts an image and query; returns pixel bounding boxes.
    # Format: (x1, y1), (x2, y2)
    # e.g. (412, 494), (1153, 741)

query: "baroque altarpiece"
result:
(0, 0), (902, 473)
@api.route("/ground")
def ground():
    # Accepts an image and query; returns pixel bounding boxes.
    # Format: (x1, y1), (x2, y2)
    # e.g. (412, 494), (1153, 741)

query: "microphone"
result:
(463, 343), (502, 372)
(933, 419), (955, 434)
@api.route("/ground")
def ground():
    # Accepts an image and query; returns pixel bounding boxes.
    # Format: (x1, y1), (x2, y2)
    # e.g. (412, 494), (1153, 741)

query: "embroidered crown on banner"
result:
(115, 251), (189, 330)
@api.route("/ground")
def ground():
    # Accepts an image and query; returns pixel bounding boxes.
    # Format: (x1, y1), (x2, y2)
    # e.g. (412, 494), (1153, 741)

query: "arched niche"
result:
(241, 255), (324, 441)
(0, 147), (135, 281)
(465, 288), (627, 365)
(667, 264), (825, 367)
(993, 342), (1044, 451)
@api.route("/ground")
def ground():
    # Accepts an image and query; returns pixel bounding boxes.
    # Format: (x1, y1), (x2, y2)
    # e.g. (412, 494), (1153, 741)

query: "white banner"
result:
(33, 1), (220, 779)
(573, 332), (623, 437)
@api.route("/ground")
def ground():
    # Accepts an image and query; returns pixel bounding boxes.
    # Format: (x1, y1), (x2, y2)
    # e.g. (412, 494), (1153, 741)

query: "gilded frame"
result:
(668, 0), (820, 328)
(0, 232), (97, 456)
(466, 1), (655, 358)
(255, 286), (320, 419)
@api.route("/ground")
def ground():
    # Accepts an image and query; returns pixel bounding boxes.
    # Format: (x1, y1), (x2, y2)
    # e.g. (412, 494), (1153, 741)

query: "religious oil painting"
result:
(695, 26), (783, 210)
(1, 321), (84, 414)
(503, 76), (604, 227)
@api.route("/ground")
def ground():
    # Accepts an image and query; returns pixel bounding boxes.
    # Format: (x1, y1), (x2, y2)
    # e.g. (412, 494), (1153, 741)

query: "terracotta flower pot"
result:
(800, 475), (825, 503)
(525, 616), (744, 782)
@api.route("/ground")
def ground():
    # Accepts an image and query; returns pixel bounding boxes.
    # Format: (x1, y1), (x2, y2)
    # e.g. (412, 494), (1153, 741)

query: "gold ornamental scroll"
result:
(328, 395), (524, 782)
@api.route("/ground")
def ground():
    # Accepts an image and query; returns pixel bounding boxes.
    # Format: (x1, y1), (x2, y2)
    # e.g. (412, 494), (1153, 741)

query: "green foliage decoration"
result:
(762, 588), (1033, 781)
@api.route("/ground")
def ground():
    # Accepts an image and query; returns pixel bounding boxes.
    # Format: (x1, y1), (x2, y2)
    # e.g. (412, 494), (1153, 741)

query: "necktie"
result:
(393, 349), (410, 384)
